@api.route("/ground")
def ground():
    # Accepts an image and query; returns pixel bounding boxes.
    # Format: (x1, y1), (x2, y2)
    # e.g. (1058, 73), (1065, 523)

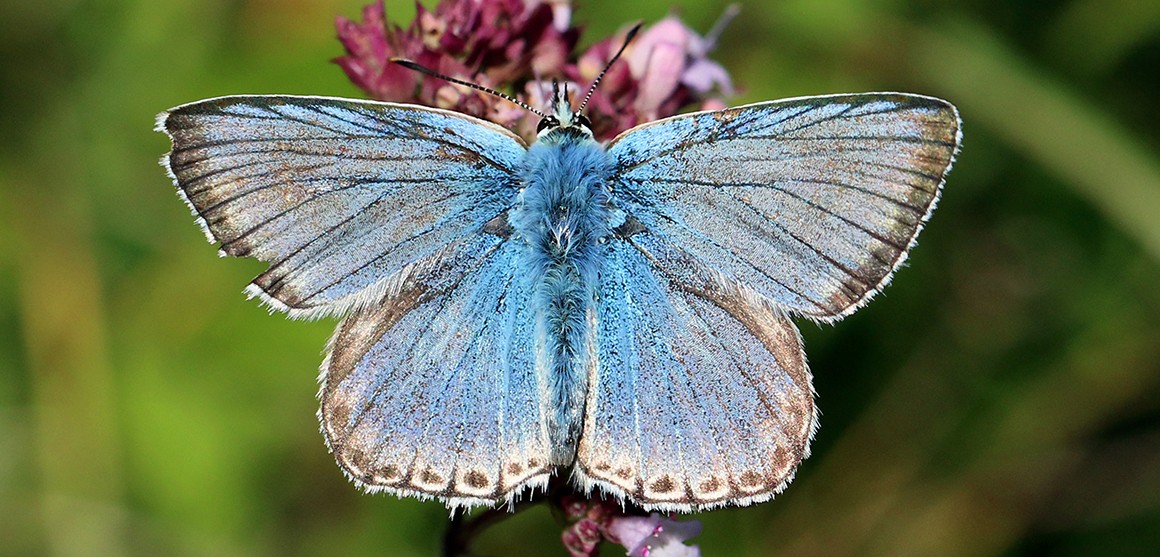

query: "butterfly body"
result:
(511, 125), (617, 464)
(158, 91), (960, 511)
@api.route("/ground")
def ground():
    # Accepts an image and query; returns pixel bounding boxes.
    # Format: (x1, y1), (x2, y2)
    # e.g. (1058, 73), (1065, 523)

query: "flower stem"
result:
(441, 496), (545, 557)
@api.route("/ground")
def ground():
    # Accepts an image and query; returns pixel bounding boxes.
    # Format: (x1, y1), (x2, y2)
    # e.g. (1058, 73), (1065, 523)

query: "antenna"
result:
(703, 4), (741, 52)
(388, 58), (547, 118)
(576, 22), (643, 114)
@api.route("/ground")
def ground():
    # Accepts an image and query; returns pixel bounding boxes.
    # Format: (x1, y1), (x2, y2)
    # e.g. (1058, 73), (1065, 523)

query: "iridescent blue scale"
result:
(158, 84), (960, 511)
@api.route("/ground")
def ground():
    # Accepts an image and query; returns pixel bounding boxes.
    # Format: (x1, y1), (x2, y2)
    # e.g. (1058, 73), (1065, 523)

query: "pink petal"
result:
(681, 59), (733, 95)
(606, 514), (663, 554)
(627, 16), (693, 77)
(633, 41), (686, 118)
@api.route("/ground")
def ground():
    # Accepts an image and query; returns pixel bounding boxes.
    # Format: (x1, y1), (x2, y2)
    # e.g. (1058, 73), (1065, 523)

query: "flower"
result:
(334, 0), (735, 142)
(562, 517), (606, 557)
(558, 496), (702, 557)
(335, 0), (579, 134)
(560, 496), (618, 557)
(624, 14), (734, 121)
(606, 513), (703, 557)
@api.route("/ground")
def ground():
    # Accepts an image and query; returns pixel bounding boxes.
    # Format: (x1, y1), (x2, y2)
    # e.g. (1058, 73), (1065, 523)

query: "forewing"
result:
(576, 229), (816, 511)
(158, 95), (526, 318)
(607, 93), (960, 319)
(321, 232), (553, 507)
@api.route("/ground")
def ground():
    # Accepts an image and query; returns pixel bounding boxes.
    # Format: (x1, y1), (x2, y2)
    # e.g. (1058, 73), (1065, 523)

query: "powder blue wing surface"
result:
(157, 95), (527, 319)
(320, 230), (554, 507)
(576, 230), (816, 511)
(606, 93), (961, 320)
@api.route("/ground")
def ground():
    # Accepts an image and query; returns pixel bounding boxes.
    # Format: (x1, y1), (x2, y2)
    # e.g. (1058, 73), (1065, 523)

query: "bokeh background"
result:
(2, 0), (1159, 555)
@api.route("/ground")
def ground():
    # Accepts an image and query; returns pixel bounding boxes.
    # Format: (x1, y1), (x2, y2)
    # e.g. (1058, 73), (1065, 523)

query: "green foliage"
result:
(1, 0), (1157, 555)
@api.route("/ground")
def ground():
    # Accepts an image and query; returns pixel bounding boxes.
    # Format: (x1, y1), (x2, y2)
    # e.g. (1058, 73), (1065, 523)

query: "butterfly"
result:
(157, 41), (960, 511)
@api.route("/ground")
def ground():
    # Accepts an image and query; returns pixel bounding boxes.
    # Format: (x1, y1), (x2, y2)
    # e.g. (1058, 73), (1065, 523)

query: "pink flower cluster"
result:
(560, 496), (702, 557)
(335, 0), (734, 141)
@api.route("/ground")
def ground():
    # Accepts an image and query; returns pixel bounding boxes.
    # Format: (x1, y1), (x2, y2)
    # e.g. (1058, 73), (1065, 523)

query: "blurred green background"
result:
(2, 0), (1159, 555)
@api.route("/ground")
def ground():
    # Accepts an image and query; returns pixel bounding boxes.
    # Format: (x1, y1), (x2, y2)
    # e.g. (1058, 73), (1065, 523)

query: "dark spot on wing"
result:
(613, 215), (647, 238)
(771, 446), (793, 473)
(712, 108), (739, 124)
(464, 470), (489, 489)
(343, 448), (371, 476)
(482, 211), (513, 238)
(699, 477), (721, 493)
(419, 467), (443, 485)
(649, 475), (676, 494)
(739, 470), (764, 488)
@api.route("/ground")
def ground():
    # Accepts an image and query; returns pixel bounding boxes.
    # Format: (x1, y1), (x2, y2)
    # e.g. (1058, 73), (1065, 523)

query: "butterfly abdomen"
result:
(511, 129), (615, 463)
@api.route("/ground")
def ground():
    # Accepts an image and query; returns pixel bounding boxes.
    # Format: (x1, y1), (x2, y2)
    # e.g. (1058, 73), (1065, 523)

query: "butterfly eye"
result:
(576, 114), (593, 131)
(537, 116), (560, 133)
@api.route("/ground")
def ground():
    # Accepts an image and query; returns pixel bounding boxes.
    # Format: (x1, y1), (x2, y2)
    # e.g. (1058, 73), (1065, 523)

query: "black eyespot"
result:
(537, 116), (559, 133)
(576, 114), (593, 131)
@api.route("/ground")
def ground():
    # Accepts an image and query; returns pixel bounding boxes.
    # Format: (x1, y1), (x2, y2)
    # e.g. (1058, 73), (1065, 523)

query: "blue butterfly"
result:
(158, 46), (960, 511)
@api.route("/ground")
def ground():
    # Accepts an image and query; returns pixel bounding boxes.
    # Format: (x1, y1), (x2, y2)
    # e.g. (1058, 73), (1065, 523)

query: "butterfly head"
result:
(389, 23), (638, 141)
(536, 80), (593, 137)
(535, 24), (640, 138)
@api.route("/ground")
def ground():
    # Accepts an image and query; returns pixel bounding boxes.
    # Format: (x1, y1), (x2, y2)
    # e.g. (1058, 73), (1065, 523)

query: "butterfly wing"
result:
(606, 93), (961, 320)
(158, 95), (527, 318)
(160, 96), (549, 505)
(320, 225), (555, 507)
(576, 228), (815, 510)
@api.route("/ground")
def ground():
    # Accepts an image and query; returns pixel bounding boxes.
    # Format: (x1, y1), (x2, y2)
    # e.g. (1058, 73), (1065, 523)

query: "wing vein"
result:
(259, 190), (462, 293)
(648, 217), (833, 313)
(622, 176), (926, 215)
(294, 208), (474, 305)
(733, 197), (870, 298)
